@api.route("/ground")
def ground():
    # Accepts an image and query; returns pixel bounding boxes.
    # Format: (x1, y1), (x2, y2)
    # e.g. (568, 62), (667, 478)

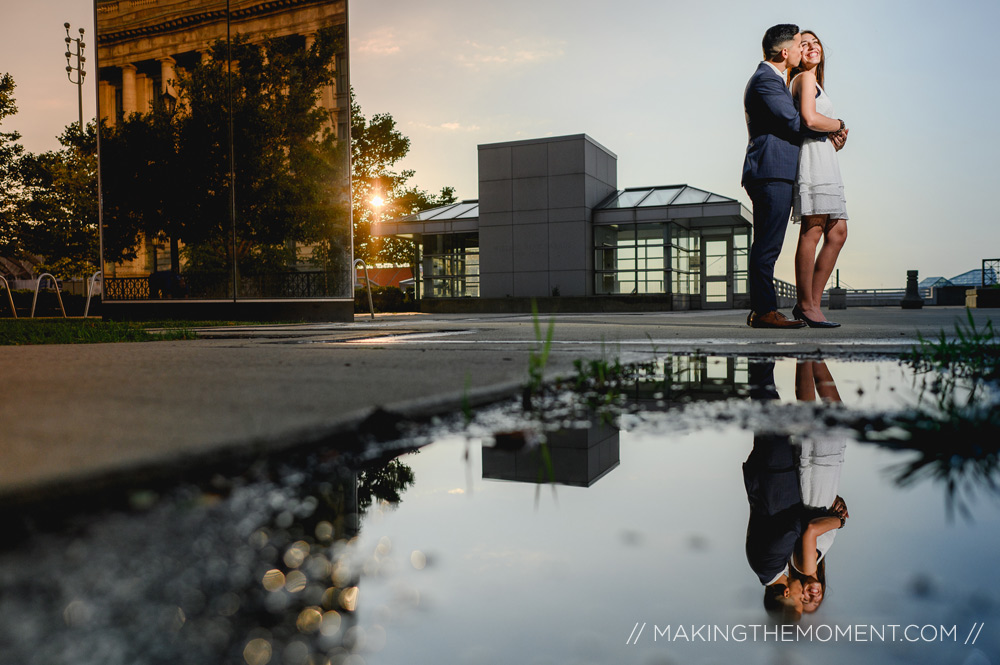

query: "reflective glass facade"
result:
(594, 222), (749, 307)
(96, 0), (352, 319)
(422, 233), (479, 298)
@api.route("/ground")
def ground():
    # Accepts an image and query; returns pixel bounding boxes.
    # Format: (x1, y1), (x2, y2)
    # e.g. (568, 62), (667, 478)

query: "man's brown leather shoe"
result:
(749, 310), (807, 329)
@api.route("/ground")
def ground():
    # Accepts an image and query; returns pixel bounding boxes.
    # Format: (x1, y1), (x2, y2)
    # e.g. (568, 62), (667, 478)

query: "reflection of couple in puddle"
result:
(743, 359), (849, 620)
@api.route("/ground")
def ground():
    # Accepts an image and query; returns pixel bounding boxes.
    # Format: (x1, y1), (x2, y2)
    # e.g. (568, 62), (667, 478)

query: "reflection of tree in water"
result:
(868, 330), (1000, 520)
(869, 414), (1000, 521)
(357, 458), (416, 514)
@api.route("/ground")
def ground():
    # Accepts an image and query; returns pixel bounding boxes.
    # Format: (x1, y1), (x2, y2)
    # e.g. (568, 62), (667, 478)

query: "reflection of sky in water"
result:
(353, 424), (1000, 664)
(2, 358), (997, 664)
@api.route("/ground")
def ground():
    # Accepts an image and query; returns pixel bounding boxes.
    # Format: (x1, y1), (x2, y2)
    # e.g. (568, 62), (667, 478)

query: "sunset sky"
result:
(3, 0), (998, 288)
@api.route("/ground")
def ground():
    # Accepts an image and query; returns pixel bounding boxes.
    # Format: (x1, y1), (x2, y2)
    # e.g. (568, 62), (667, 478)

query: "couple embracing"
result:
(743, 24), (849, 329)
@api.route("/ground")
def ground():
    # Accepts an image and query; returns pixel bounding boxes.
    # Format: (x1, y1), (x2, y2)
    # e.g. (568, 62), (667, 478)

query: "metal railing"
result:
(84, 271), (103, 317)
(820, 287), (933, 307)
(30, 273), (67, 318)
(1, 275), (16, 318)
(354, 259), (375, 320)
(984, 259), (999, 287)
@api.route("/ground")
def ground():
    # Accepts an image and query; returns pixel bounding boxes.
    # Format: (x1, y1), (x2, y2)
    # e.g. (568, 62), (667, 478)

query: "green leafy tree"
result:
(0, 73), (24, 261)
(17, 122), (99, 277)
(350, 93), (457, 265)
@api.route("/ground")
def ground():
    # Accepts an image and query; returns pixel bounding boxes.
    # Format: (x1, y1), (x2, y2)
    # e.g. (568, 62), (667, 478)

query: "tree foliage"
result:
(350, 92), (457, 265)
(1, 59), (457, 282)
(0, 73), (24, 260)
(17, 123), (99, 277)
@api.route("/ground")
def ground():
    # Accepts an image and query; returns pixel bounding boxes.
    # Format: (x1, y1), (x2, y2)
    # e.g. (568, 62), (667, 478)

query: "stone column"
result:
(159, 57), (177, 99)
(98, 80), (117, 127)
(121, 64), (137, 117)
(135, 73), (150, 114)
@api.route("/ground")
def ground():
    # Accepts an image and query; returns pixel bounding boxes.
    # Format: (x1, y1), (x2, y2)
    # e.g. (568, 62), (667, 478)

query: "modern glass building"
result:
(374, 135), (752, 311)
(95, 0), (353, 320)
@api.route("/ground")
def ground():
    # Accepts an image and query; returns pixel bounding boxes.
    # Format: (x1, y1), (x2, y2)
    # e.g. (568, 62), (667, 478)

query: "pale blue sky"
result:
(4, 0), (998, 288)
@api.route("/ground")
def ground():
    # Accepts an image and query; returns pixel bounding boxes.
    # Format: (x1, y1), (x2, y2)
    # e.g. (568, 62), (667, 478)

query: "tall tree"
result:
(0, 73), (25, 262)
(350, 93), (457, 265)
(17, 122), (99, 278)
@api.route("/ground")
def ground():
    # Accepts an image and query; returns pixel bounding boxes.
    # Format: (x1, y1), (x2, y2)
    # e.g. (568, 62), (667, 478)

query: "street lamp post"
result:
(64, 22), (86, 131)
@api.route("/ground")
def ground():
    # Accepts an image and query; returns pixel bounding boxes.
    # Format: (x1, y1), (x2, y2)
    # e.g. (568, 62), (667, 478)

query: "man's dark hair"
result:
(762, 24), (799, 60)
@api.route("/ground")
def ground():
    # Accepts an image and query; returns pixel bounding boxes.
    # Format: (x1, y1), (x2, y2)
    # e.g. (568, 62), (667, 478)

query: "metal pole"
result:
(64, 23), (86, 132)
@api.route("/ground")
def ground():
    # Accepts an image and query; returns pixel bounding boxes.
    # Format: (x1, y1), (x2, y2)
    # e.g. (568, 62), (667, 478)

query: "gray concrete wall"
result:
(478, 135), (617, 298)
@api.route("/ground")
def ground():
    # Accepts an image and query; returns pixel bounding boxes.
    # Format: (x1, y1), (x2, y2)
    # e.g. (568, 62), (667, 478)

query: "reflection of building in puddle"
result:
(632, 355), (752, 406)
(482, 423), (620, 487)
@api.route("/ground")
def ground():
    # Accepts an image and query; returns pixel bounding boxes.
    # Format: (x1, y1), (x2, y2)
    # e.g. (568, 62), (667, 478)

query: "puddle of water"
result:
(1, 356), (998, 665)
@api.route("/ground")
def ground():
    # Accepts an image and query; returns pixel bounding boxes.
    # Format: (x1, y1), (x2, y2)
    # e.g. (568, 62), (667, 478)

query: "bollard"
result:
(900, 270), (924, 309)
(828, 287), (847, 310)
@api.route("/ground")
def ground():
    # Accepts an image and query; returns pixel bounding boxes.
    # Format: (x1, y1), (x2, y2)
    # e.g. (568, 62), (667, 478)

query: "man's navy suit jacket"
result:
(741, 61), (824, 186)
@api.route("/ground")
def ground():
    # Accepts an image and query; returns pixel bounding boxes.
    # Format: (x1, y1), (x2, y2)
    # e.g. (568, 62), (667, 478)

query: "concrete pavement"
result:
(0, 306), (993, 504)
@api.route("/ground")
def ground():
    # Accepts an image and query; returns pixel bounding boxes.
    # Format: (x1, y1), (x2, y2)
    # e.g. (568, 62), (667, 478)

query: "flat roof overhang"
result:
(592, 200), (752, 228)
(371, 217), (480, 239)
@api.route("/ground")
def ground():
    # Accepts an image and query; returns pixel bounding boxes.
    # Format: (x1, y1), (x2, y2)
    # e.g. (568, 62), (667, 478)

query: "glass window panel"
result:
(705, 281), (727, 302)
(671, 187), (711, 205)
(636, 224), (667, 243)
(429, 202), (477, 220)
(636, 272), (665, 294)
(416, 204), (457, 220)
(704, 240), (728, 277)
(705, 194), (732, 203)
(604, 189), (652, 208)
(706, 357), (729, 380)
(734, 252), (748, 272)
(638, 187), (683, 207)
(456, 204), (480, 218)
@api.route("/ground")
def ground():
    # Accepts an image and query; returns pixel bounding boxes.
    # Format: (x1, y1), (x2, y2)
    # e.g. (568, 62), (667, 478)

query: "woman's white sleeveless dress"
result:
(791, 76), (849, 222)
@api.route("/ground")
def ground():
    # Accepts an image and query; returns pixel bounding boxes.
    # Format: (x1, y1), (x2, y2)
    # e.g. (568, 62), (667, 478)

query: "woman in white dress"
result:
(788, 31), (849, 328)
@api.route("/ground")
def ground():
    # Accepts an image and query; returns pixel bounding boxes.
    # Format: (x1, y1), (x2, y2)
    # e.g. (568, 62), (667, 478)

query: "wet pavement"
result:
(0, 306), (994, 503)
(1, 352), (998, 665)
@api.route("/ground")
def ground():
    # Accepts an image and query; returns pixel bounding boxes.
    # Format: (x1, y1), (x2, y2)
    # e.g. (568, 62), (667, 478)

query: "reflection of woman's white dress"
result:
(795, 436), (847, 566)
(791, 76), (849, 222)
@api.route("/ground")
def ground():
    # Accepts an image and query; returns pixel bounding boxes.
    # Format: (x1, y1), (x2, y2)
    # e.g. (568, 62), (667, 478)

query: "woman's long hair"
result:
(788, 30), (825, 89)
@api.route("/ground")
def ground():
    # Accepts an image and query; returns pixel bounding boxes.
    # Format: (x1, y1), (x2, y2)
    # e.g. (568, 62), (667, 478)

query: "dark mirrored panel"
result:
(96, 0), (351, 309)
(229, 1), (350, 299)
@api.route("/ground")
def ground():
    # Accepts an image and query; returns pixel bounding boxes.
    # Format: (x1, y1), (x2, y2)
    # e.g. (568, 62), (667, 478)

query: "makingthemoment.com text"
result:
(625, 623), (985, 645)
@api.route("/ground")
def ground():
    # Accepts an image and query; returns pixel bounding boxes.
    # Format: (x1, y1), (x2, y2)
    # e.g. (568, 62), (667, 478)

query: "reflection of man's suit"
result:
(743, 360), (801, 584)
(744, 434), (802, 585)
(742, 62), (825, 315)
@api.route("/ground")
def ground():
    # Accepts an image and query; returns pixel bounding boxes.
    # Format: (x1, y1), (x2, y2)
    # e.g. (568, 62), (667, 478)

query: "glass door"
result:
(702, 237), (731, 309)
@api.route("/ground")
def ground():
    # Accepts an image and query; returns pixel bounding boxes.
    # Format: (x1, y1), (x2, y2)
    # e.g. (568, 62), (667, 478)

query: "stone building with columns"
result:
(96, 0), (353, 321)
(97, 0), (348, 134)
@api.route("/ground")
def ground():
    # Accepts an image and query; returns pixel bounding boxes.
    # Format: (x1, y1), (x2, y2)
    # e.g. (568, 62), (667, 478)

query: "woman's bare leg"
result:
(811, 219), (848, 313)
(795, 215), (827, 317)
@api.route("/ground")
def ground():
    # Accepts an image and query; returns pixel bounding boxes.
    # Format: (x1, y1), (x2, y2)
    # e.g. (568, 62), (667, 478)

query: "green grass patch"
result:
(903, 309), (1000, 382)
(0, 319), (198, 345)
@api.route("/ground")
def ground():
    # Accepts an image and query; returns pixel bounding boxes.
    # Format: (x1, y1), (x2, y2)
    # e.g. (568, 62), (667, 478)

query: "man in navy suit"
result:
(742, 24), (844, 329)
